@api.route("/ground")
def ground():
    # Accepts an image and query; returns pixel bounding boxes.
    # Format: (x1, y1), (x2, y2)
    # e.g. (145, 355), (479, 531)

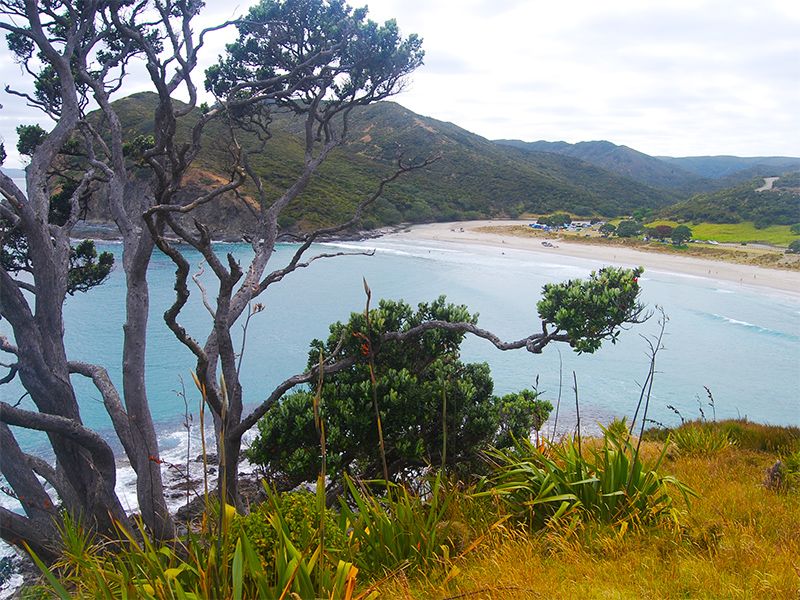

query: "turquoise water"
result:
(2, 237), (799, 455)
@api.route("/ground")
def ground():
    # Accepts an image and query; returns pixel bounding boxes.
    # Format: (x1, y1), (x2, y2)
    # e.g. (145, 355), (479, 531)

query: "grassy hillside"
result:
(106, 93), (676, 236)
(647, 220), (799, 246)
(660, 174), (800, 228)
(378, 420), (800, 599)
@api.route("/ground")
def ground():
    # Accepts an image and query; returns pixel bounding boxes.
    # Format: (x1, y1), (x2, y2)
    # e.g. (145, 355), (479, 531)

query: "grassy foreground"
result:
(18, 421), (800, 599)
(378, 422), (800, 599)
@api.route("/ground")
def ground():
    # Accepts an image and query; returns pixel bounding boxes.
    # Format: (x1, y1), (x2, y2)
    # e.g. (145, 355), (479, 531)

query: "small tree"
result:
(652, 224), (674, 241)
(538, 213), (572, 228)
(787, 240), (800, 254)
(249, 267), (644, 487)
(615, 220), (642, 238)
(248, 298), (553, 486)
(671, 224), (692, 246)
(599, 223), (616, 237)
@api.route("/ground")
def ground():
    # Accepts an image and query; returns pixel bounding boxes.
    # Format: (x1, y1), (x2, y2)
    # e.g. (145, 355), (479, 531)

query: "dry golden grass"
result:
(376, 445), (800, 599)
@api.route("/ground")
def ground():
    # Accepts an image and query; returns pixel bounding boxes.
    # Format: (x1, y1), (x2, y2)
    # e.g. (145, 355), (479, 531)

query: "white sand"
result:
(379, 220), (800, 299)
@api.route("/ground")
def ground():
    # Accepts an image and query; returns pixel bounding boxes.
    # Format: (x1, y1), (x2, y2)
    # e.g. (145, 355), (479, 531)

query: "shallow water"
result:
(1, 236), (799, 588)
(3, 237), (799, 445)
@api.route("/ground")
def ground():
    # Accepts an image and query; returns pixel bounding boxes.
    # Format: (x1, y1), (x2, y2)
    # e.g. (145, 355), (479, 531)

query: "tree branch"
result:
(232, 320), (569, 438)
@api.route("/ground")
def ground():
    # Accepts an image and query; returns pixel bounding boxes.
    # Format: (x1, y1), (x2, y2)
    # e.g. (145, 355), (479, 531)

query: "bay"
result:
(1, 233), (799, 572)
(3, 237), (799, 456)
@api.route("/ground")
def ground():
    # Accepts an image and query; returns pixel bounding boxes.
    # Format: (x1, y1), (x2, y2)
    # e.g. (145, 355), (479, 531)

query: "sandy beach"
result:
(380, 220), (800, 299)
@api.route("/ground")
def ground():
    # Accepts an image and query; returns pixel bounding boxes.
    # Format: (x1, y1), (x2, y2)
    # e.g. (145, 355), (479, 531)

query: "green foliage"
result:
(662, 178), (800, 227)
(479, 428), (696, 529)
(495, 390), (552, 448)
(206, 0), (424, 105)
(605, 416), (629, 438)
(0, 142), (6, 165)
(536, 266), (645, 353)
(67, 240), (114, 295)
(16, 124), (47, 157)
(712, 420), (799, 453)
(340, 472), (460, 577)
(671, 224), (692, 245)
(122, 134), (155, 162)
(788, 239), (800, 254)
(537, 213), (572, 227)
(672, 426), (732, 456)
(239, 490), (346, 572)
(248, 296), (545, 486)
(779, 449), (800, 490)
(789, 223), (800, 235)
(598, 222), (616, 237)
(644, 420), (800, 454)
(29, 504), (369, 600)
(615, 220), (642, 238)
(650, 224), (674, 240)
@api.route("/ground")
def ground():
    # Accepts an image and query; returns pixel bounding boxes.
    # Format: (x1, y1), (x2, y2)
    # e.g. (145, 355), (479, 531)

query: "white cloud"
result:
(1, 0), (797, 169)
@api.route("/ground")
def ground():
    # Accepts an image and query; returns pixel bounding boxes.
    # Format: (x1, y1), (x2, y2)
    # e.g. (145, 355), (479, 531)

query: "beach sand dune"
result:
(381, 220), (800, 299)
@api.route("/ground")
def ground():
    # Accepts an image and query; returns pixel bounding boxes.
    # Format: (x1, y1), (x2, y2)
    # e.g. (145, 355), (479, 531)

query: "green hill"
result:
(657, 155), (800, 179)
(100, 93), (676, 236)
(660, 172), (800, 227)
(496, 139), (707, 194)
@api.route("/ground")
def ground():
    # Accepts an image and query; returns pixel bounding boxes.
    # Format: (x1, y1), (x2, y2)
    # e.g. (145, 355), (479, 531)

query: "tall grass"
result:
(480, 427), (696, 529)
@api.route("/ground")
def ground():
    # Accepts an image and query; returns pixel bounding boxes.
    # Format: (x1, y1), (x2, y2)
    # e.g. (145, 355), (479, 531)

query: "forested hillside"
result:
(496, 139), (707, 193)
(99, 93), (675, 235)
(661, 173), (800, 226)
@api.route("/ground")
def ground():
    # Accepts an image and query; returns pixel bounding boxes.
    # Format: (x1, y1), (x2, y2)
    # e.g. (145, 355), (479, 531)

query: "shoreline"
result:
(378, 220), (800, 299)
(71, 218), (800, 298)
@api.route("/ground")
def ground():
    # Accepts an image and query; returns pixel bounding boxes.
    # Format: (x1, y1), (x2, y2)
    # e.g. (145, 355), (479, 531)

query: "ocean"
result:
(1, 235), (799, 589)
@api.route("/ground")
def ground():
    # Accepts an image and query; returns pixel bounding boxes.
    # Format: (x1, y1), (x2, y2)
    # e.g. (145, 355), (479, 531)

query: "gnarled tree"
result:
(0, 0), (646, 562)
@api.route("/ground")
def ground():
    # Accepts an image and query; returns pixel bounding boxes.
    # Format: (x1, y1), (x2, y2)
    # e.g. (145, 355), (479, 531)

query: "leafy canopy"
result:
(536, 266), (645, 353)
(671, 224), (692, 246)
(205, 0), (424, 109)
(247, 297), (552, 486)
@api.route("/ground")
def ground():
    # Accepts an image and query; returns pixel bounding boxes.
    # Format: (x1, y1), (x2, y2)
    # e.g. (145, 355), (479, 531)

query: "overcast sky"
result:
(1, 0), (798, 168)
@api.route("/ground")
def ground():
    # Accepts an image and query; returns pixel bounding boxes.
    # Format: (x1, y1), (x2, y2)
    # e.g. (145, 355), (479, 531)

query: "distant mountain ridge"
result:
(496, 139), (800, 197)
(656, 155), (800, 179)
(495, 139), (708, 193)
(12, 93), (800, 235)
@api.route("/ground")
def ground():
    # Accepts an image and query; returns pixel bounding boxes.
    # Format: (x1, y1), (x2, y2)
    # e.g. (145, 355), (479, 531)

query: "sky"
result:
(1, 0), (798, 168)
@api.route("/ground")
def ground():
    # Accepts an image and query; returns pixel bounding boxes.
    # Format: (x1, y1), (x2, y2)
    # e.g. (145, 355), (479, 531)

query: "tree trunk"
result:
(121, 229), (175, 539)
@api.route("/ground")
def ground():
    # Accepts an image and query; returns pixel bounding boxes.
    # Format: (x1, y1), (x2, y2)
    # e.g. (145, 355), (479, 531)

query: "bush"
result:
(340, 472), (465, 577)
(248, 297), (556, 487)
(479, 428), (695, 529)
(28, 501), (363, 600)
(239, 490), (346, 571)
(672, 425), (732, 456)
(615, 220), (642, 238)
(787, 239), (800, 254)
(648, 420), (800, 453)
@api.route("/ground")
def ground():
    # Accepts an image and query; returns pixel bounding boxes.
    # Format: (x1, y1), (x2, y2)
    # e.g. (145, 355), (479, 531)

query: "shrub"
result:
(28, 502), (366, 600)
(650, 420), (800, 453)
(787, 239), (800, 254)
(239, 490), (346, 571)
(340, 472), (465, 577)
(672, 425), (732, 456)
(479, 428), (695, 529)
(248, 297), (558, 487)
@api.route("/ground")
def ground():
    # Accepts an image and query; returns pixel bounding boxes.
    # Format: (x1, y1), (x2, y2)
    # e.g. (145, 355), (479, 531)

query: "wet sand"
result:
(380, 220), (800, 299)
